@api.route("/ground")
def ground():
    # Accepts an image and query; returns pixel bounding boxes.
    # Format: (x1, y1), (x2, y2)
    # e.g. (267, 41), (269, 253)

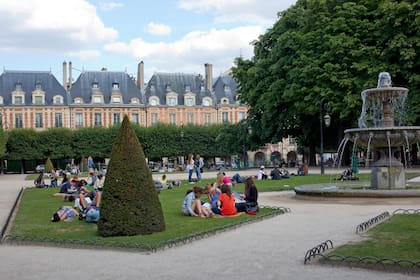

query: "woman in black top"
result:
(243, 177), (258, 204)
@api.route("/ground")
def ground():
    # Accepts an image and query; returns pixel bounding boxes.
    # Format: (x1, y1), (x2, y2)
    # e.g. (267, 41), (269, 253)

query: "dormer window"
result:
(111, 95), (121, 103)
(34, 95), (43, 105)
(130, 97), (139, 104)
(53, 95), (63, 104)
(112, 82), (120, 90)
(15, 82), (22, 91)
(168, 97), (177, 106)
(13, 95), (24, 105)
(202, 97), (212, 106)
(166, 92), (178, 106)
(92, 82), (99, 89)
(74, 97), (83, 104)
(35, 82), (42, 90)
(149, 97), (159, 106)
(185, 85), (191, 92)
(224, 85), (231, 92)
(184, 93), (196, 106)
(221, 97), (229, 104)
(92, 94), (103, 104)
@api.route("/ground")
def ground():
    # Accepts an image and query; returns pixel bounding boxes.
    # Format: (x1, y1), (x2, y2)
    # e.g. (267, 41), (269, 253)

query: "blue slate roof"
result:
(0, 70), (68, 105)
(144, 73), (213, 105)
(213, 75), (238, 104)
(69, 71), (142, 104)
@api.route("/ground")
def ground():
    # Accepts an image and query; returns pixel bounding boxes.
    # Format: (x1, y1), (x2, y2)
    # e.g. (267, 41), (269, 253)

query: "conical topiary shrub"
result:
(45, 157), (54, 173)
(98, 115), (165, 237)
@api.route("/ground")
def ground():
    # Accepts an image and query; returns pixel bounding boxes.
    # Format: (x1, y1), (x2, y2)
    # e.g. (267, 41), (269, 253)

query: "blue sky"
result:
(0, 0), (297, 84)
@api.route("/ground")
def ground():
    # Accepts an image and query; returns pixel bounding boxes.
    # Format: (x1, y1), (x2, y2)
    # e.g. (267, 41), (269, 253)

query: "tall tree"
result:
(98, 116), (165, 237)
(233, 0), (420, 164)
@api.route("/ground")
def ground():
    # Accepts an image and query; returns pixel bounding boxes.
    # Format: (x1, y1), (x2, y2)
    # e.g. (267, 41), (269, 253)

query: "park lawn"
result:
(9, 182), (285, 251)
(330, 214), (420, 261)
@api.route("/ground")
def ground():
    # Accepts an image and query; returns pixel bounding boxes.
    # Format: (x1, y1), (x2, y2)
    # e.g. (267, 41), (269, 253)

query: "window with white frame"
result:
(54, 113), (63, 128)
(131, 113), (139, 124)
(35, 112), (43, 128)
(13, 95), (24, 105)
(169, 113), (176, 125)
(111, 94), (122, 103)
(149, 97), (159, 106)
(74, 98), (83, 104)
(167, 96), (177, 106)
(151, 113), (158, 125)
(92, 95), (103, 104)
(202, 97), (212, 106)
(94, 113), (102, 126)
(113, 113), (121, 124)
(187, 113), (194, 124)
(130, 98), (139, 104)
(53, 95), (63, 104)
(75, 113), (83, 127)
(238, 111), (246, 121)
(222, 112), (229, 123)
(33, 95), (43, 105)
(185, 97), (194, 106)
(112, 82), (120, 89)
(92, 82), (99, 89)
(15, 113), (23, 128)
(204, 113), (211, 125)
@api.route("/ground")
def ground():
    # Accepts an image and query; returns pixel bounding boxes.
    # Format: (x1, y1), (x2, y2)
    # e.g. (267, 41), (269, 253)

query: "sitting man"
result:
(257, 166), (268, 180)
(337, 168), (358, 180)
(280, 165), (290, 178)
(270, 166), (281, 180)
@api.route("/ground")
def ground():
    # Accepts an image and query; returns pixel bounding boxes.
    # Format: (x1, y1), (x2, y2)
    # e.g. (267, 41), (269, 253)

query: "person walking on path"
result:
(195, 154), (204, 182)
(186, 153), (194, 184)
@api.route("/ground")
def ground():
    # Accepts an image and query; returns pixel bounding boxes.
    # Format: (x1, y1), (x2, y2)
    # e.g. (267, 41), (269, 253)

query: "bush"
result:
(45, 157), (54, 173)
(98, 116), (165, 237)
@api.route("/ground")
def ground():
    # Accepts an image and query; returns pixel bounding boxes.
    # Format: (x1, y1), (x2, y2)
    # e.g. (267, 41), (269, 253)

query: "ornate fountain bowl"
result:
(344, 127), (420, 148)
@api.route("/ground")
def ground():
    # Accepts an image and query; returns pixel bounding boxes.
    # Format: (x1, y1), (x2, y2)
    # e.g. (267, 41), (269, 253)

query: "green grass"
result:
(330, 215), (420, 261)
(8, 179), (287, 250)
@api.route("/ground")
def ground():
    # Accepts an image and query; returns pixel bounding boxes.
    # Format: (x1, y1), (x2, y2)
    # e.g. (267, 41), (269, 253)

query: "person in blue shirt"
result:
(182, 186), (211, 217)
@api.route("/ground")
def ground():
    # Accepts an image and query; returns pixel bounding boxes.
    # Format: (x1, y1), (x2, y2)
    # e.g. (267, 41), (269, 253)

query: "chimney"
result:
(62, 61), (67, 88)
(68, 61), (73, 90)
(137, 61), (145, 91)
(204, 63), (213, 91)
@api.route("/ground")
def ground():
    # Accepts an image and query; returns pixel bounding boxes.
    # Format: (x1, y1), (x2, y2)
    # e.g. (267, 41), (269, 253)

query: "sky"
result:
(0, 0), (297, 84)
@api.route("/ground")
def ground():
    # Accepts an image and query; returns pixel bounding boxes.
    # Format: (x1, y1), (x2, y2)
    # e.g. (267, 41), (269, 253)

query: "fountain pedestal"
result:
(371, 151), (405, 189)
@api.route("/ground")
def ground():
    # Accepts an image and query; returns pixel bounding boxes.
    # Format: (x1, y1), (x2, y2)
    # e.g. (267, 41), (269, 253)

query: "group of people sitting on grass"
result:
(182, 173), (259, 218)
(257, 165), (291, 180)
(51, 173), (104, 223)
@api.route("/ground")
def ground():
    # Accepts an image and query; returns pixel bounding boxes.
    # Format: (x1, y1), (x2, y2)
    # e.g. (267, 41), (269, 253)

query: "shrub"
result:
(45, 157), (54, 173)
(98, 116), (165, 237)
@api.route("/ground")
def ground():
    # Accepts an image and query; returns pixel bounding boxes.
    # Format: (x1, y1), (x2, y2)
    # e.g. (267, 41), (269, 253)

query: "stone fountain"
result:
(338, 72), (420, 189)
(294, 72), (420, 197)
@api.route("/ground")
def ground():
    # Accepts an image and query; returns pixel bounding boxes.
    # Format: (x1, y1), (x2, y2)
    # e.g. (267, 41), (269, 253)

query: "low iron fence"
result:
(355, 211), (390, 234)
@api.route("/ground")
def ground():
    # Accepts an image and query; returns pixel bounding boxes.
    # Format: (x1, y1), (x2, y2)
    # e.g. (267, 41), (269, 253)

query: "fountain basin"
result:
(294, 182), (420, 197)
(344, 127), (420, 148)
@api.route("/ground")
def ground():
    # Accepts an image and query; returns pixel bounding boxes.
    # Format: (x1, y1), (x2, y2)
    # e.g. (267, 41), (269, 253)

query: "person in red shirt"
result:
(216, 184), (237, 216)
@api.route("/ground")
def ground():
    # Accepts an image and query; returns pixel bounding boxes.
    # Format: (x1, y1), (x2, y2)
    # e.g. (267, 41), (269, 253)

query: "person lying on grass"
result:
(182, 186), (212, 218)
(51, 206), (79, 222)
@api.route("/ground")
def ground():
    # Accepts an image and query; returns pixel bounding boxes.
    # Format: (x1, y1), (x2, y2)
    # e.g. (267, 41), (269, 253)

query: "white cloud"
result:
(104, 25), (261, 76)
(99, 1), (124, 11)
(68, 50), (101, 62)
(144, 22), (172, 36)
(177, 0), (297, 25)
(0, 0), (118, 52)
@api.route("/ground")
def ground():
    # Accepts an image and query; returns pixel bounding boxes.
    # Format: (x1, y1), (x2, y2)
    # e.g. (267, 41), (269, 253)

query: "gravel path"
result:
(0, 171), (419, 280)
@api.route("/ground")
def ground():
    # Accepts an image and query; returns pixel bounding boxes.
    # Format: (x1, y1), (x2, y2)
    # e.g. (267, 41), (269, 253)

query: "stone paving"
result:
(0, 169), (419, 280)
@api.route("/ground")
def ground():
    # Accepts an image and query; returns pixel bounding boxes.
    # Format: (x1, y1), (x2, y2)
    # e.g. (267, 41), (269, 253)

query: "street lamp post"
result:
(320, 98), (331, 175)
(180, 122), (184, 170)
(243, 125), (252, 169)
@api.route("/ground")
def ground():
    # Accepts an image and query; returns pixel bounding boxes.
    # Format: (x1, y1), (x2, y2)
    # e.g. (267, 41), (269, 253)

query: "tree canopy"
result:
(232, 0), (420, 164)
